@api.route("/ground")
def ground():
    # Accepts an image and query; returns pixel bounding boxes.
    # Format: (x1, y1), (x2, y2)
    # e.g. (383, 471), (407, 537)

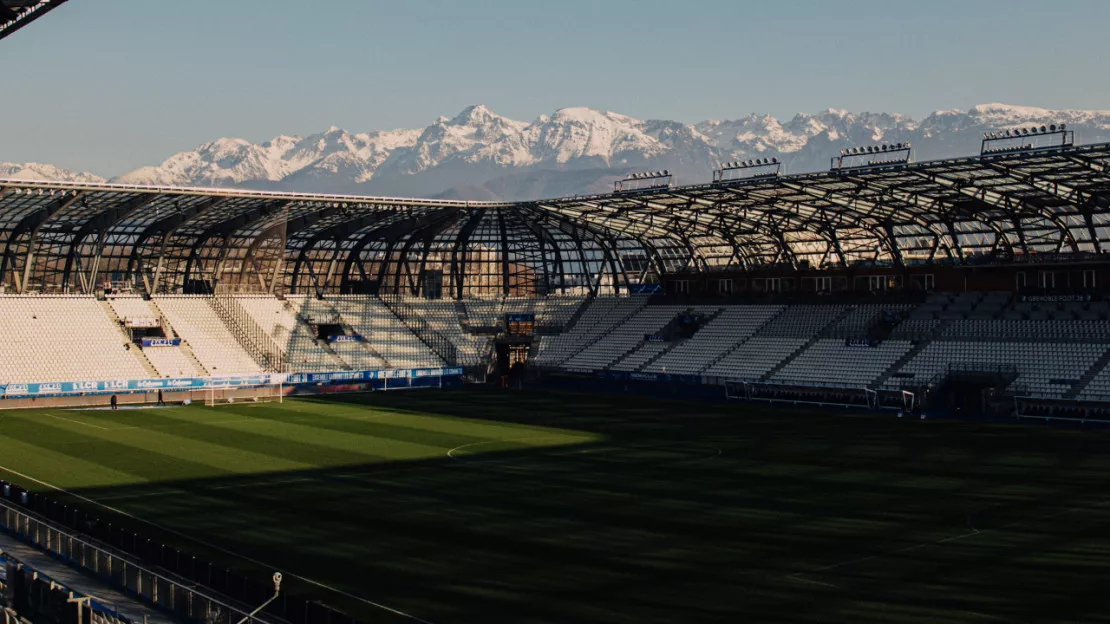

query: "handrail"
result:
(379, 296), (459, 366)
(0, 494), (284, 624)
(210, 296), (288, 373)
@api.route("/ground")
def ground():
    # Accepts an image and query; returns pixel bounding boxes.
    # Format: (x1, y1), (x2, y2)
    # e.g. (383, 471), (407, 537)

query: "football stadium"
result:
(2, 3), (1110, 624)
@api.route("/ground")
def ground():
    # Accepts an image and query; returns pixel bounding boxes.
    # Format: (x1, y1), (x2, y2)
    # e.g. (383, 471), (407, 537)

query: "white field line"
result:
(446, 436), (571, 460)
(48, 414), (111, 430)
(0, 462), (436, 624)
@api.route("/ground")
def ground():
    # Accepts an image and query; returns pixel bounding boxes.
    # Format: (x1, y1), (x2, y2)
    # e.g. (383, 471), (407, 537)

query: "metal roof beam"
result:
(913, 170), (1079, 254)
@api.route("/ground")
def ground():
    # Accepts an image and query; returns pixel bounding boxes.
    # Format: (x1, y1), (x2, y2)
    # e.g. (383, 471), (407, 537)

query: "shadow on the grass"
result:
(11, 389), (1110, 624)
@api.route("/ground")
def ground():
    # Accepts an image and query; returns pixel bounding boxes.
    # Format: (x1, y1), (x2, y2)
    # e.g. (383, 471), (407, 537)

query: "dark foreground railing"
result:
(0, 484), (360, 624)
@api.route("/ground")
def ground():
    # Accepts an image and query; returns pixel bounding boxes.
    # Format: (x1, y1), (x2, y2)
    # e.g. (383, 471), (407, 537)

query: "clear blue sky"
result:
(2, 0), (1107, 175)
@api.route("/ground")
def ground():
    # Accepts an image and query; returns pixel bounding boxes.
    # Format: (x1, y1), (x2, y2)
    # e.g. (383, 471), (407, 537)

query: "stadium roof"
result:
(1, 141), (1108, 297)
(0, 0), (69, 41)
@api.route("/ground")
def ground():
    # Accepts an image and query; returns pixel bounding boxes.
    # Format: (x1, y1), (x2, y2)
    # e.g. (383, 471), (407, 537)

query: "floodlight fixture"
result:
(832, 140), (912, 171)
(980, 120), (1073, 157)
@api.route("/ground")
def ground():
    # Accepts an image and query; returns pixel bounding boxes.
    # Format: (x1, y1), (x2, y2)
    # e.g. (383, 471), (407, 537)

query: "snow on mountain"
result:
(6, 103), (1110, 200)
(0, 162), (106, 184)
(115, 126), (421, 187)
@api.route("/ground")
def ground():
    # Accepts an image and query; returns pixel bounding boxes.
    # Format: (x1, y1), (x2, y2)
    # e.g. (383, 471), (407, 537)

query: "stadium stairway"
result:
(1065, 348), (1110, 399)
(379, 297), (459, 366)
(454, 299), (470, 328)
(697, 306), (791, 374)
(177, 341), (210, 376)
(535, 297), (650, 369)
(339, 315), (393, 368)
(558, 295), (593, 334)
(99, 300), (160, 378)
(870, 319), (954, 389)
(207, 297), (281, 372)
(870, 339), (934, 390)
(282, 298), (351, 369)
(758, 307), (856, 382)
(626, 307), (726, 373)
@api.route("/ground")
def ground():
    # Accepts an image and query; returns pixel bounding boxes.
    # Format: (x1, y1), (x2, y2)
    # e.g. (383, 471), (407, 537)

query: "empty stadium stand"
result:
(531, 297), (649, 368)
(771, 339), (913, 387)
(330, 296), (444, 370)
(643, 306), (783, 375)
(0, 295), (148, 383)
(234, 294), (346, 372)
(1, 288), (1109, 413)
(152, 296), (264, 375)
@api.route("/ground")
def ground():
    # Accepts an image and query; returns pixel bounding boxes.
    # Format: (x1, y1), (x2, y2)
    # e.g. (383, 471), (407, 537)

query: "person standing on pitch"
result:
(110, 393), (118, 411)
(157, 388), (165, 406)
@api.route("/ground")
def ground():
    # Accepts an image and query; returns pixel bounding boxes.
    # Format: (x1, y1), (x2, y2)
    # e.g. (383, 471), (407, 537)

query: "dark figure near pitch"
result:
(110, 394), (118, 411)
(157, 389), (165, 406)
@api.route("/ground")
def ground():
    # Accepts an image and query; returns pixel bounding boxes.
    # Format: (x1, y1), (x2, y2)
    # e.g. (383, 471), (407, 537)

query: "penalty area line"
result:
(0, 462), (437, 624)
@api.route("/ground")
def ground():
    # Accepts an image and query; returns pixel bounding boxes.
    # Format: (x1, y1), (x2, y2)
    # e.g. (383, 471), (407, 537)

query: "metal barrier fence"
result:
(1, 550), (132, 624)
(0, 495), (284, 624)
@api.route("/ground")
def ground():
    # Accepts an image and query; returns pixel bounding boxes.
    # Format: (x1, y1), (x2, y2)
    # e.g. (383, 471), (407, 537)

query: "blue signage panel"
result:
(505, 313), (535, 323)
(327, 334), (364, 343)
(141, 338), (182, 347)
(1, 367), (465, 398)
(593, 370), (700, 385)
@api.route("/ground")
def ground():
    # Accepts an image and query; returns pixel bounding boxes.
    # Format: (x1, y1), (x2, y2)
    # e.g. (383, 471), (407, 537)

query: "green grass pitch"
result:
(0, 389), (1109, 623)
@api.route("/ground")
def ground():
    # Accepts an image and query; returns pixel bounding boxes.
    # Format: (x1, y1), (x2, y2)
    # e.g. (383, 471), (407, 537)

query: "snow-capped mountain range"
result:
(5, 103), (1110, 201)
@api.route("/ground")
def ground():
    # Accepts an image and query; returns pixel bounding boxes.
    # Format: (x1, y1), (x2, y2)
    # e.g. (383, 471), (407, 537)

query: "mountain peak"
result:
(0, 162), (106, 184)
(551, 107), (629, 125)
(450, 104), (504, 126)
(9, 102), (1108, 201)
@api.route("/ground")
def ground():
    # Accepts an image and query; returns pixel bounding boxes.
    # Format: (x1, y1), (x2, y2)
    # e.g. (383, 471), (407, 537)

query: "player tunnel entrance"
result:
(928, 365), (1018, 418)
(495, 341), (531, 379)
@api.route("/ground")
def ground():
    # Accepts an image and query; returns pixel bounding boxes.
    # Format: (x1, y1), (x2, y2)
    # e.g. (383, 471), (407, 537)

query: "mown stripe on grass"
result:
(36, 409), (316, 476)
(271, 398), (595, 442)
(251, 407), (550, 450)
(136, 406), (443, 465)
(0, 419), (232, 484)
(0, 436), (138, 489)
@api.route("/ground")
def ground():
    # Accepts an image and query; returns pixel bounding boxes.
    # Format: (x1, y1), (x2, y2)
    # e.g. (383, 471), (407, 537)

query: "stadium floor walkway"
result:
(0, 532), (174, 624)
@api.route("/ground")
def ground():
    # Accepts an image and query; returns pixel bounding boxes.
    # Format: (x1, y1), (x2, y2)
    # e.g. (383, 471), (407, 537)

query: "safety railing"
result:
(210, 295), (288, 373)
(379, 296), (459, 366)
(0, 495), (283, 624)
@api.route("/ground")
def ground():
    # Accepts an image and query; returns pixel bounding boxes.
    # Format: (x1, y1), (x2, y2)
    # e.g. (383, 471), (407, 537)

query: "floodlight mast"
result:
(979, 123), (1073, 157)
(614, 169), (674, 193)
(831, 142), (912, 171)
(713, 157), (782, 183)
